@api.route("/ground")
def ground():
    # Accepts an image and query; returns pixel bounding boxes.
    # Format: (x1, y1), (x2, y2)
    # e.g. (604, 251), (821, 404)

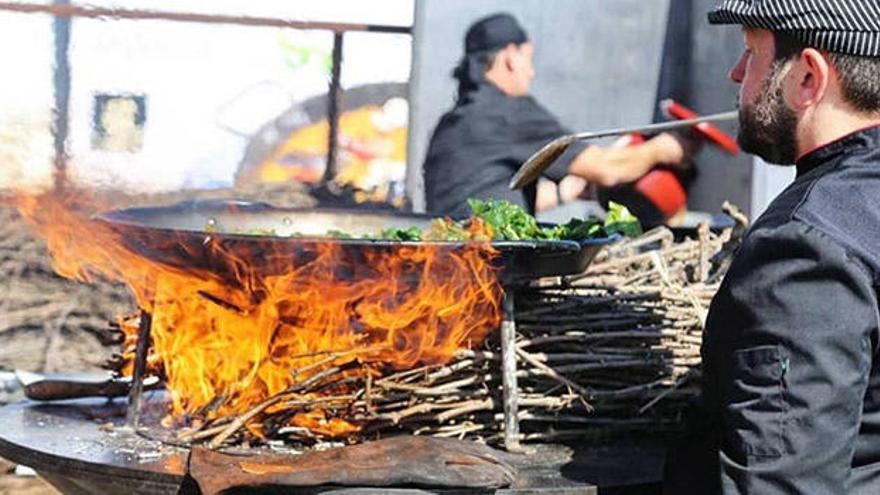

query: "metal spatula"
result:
(508, 110), (738, 190)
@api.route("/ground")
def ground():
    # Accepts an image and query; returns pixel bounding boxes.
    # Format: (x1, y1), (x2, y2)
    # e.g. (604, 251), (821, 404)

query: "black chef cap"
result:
(464, 13), (529, 55)
(453, 13), (530, 99)
(709, 0), (880, 57)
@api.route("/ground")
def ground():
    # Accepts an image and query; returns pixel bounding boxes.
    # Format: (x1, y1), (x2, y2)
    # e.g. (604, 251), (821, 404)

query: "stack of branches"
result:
(168, 204), (748, 450)
(510, 202), (748, 442)
(173, 348), (505, 450)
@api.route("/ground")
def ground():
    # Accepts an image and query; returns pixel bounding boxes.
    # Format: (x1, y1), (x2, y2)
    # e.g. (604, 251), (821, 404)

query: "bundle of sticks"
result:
(161, 204), (748, 450)
(510, 204), (747, 442)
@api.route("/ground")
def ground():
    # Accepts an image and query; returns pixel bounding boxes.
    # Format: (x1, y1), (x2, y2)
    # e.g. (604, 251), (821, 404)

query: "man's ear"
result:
(501, 43), (518, 72)
(792, 48), (832, 109)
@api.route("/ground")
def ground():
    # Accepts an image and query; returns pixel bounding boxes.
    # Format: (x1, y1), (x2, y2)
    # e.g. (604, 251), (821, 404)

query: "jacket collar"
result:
(459, 81), (516, 104)
(796, 124), (880, 177)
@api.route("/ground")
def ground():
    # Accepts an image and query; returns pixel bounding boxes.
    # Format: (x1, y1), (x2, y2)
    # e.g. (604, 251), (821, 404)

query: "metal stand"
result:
(500, 292), (521, 451)
(52, 0), (71, 191)
(322, 31), (344, 184)
(125, 309), (153, 429)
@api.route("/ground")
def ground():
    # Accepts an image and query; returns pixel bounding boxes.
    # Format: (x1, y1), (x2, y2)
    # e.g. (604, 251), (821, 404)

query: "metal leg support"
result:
(500, 291), (521, 451)
(322, 31), (344, 185)
(126, 309), (153, 429)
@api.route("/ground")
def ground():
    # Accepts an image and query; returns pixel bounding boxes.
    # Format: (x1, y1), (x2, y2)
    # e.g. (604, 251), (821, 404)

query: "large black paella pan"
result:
(95, 200), (616, 284)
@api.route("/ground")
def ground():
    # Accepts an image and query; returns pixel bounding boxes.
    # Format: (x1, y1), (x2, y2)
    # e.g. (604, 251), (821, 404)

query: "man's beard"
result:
(737, 61), (799, 165)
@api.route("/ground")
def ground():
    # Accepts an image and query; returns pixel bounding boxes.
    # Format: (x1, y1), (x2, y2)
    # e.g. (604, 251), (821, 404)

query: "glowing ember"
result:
(13, 190), (503, 435)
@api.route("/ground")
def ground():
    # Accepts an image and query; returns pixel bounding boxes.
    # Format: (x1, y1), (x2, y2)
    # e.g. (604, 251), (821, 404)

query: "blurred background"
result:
(0, 0), (795, 216)
(0, 2), (797, 492)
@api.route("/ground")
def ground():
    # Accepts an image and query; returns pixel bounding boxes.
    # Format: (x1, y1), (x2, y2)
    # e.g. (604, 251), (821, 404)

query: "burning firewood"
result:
(25, 215), (743, 450)
(5, 186), (746, 451)
(153, 207), (745, 450)
(0, 184), (316, 373)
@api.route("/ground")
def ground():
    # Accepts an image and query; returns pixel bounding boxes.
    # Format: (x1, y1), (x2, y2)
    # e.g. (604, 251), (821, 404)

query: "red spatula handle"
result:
(661, 99), (739, 155)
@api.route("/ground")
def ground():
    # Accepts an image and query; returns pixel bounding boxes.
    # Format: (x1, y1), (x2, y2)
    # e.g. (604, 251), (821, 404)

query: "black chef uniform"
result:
(424, 83), (580, 218)
(422, 13), (584, 218)
(667, 126), (880, 494)
(665, 1), (880, 493)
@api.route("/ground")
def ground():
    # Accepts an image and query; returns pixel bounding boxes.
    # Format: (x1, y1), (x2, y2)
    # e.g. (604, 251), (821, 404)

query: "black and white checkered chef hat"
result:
(709, 0), (880, 57)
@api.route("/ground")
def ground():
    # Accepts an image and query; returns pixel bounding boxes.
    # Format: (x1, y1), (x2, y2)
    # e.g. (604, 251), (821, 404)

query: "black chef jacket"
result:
(665, 125), (880, 494)
(423, 83), (583, 218)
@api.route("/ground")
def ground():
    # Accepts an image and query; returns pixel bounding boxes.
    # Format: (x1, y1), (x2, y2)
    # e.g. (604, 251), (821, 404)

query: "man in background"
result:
(422, 13), (690, 218)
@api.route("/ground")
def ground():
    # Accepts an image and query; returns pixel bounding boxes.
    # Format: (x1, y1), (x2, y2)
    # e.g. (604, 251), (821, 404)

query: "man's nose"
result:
(729, 52), (747, 84)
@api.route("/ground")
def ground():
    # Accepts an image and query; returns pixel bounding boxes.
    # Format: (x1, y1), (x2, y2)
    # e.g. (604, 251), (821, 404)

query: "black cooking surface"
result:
(0, 397), (666, 494)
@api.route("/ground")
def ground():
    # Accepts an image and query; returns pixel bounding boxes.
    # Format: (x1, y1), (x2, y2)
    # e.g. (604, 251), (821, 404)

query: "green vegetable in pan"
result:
(235, 199), (640, 241)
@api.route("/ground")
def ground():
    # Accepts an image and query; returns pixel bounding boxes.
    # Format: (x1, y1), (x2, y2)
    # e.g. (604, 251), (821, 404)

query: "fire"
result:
(12, 189), (503, 434)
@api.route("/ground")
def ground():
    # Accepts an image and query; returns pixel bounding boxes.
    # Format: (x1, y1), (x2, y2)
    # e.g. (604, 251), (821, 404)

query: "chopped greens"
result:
(602, 201), (643, 237)
(466, 199), (641, 241)
(233, 199), (641, 242)
(325, 229), (354, 239)
(243, 228), (278, 236)
(467, 198), (545, 240)
(551, 218), (604, 241)
(375, 226), (423, 241)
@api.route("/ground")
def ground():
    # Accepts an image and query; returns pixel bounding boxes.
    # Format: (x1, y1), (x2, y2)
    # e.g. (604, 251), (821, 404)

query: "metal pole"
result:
(323, 31), (344, 185)
(0, 2), (411, 34)
(52, 0), (71, 190)
(126, 310), (152, 429)
(500, 291), (521, 451)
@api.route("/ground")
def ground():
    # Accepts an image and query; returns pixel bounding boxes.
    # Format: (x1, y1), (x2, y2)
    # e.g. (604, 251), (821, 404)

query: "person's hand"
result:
(558, 176), (588, 203)
(567, 132), (687, 187)
(648, 132), (688, 165)
(534, 178), (559, 213)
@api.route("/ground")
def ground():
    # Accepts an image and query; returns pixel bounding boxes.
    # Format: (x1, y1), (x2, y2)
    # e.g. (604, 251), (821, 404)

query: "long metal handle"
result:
(24, 376), (161, 401)
(509, 110), (738, 190)
(24, 379), (128, 401)
(569, 110), (737, 141)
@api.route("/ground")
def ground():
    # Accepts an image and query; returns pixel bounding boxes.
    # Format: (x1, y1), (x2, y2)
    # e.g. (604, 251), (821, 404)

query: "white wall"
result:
(750, 157), (796, 220)
(0, 12), (55, 189)
(0, 0), (414, 192)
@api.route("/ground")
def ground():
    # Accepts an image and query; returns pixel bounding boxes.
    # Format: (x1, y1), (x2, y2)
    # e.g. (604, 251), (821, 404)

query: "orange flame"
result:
(12, 190), (503, 432)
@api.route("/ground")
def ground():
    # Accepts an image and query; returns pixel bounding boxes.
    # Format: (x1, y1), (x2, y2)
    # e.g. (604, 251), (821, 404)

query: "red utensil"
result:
(661, 99), (739, 155)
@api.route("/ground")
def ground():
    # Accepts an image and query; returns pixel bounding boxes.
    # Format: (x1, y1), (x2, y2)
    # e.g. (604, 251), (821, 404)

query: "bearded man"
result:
(664, 1), (880, 494)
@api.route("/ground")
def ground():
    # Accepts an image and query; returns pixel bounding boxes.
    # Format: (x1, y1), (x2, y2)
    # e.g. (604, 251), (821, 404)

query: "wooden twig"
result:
(515, 347), (593, 410)
(207, 366), (344, 448)
(638, 370), (697, 415)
